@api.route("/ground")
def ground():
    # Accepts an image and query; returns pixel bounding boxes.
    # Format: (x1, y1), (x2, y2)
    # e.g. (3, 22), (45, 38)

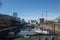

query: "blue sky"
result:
(0, 0), (60, 21)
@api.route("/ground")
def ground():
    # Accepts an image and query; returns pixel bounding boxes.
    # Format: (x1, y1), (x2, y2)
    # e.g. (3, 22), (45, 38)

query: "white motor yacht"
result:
(32, 28), (49, 34)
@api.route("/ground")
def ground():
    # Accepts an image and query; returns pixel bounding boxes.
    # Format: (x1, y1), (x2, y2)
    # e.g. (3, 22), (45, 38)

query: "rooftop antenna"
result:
(42, 11), (43, 18)
(0, 0), (2, 14)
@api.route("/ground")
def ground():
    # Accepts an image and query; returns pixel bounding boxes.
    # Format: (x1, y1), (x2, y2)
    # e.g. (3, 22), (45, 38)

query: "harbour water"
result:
(13, 30), (40, 40)
(13, 29), (58, 40)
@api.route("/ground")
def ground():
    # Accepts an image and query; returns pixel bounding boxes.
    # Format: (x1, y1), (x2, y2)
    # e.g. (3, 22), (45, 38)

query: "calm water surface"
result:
(13, 30), (41, 40)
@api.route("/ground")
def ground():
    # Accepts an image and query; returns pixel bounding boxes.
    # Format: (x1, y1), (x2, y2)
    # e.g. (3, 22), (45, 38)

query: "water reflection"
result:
(13, 30), (58, 40)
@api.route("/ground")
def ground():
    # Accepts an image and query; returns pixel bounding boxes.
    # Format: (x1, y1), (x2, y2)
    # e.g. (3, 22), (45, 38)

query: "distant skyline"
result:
(0, 0), (60, 21)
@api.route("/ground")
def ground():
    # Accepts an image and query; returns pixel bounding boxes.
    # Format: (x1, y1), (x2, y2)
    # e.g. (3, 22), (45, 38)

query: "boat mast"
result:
(46, 11), (47, 21)
(46, 11), (48, 31)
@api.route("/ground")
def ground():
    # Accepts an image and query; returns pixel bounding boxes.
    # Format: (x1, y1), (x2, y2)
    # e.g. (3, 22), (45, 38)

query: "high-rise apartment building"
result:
(13, 12), (17, 17)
